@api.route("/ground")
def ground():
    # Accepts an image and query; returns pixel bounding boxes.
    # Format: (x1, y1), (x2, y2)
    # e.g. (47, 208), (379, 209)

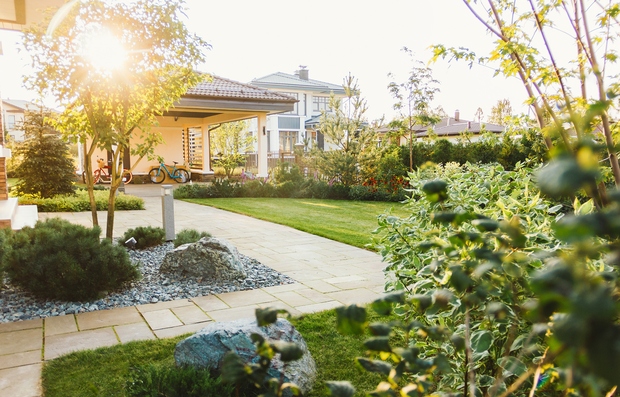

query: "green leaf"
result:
(369, 322), (393, 336)
(221, 352), (248, 383)
(270, 341), (304, 362)
(410, 294), (433, 311)
(364, 337), (392, 353)
(536, 157), (598, 198)
(471, 330), (494, 354)
(449, 265), (472, 293)
(356, 358), (392, 376)
(250, 333), (265, 344)
(472, 219), (499, 232)
(336, 305), (367, 335)
(422, 180), (449, 203)
(325, 381), (355, 397)
(393, 347), (420, 363)
(500, 356), (527, 377)
(371, 292), (406, 315)
(280, 383), (302, 395)
(255, 307), (287, 326)
(450, 334), (465, 351)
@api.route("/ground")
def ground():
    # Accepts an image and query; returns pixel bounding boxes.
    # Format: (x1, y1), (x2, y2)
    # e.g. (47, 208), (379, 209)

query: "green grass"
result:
(184, 198), (410, 250)
(42, 308), (403, 397)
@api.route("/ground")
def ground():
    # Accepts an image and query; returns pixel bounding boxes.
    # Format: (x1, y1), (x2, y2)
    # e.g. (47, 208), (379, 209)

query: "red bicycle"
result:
(82, 157), (133, 184)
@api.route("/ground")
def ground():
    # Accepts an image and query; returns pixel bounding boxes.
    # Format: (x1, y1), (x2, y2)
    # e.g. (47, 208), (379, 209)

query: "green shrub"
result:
(0, 229), (8, 288)
(173, 229), (212, 248)
(122, 226), (166, 249)
(173, 184), (210, 199)
(11, 108), (76, 198)
(3, 218), (139, 301)
(125, 364), (237, 397)
(16, 189), (144, 212)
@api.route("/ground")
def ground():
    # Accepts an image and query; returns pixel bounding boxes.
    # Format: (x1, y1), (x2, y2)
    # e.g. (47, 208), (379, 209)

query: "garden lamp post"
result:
(161, 184), (175, 241)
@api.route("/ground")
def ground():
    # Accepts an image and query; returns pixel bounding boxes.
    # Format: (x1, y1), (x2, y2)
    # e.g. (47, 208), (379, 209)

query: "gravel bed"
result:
(0, 242), (295, 323)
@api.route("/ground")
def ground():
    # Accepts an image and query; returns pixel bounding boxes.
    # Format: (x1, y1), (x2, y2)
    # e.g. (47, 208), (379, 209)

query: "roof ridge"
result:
(198, 73), (296, 101)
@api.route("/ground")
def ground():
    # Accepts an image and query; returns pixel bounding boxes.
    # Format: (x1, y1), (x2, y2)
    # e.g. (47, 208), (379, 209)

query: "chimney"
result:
(298, 69), (309, 80)
(455, 109), (460, 122)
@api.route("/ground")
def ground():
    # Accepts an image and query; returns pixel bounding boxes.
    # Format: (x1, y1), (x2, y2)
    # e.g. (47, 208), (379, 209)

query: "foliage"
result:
(173, 228), (212, 248)
(487, 99), (513, 125)
(388, 47), (441, 171)
(3, 218), (139, 301)
(324, 152), (620, 395)
(211, 121), (255, 179)
(125, 364), (236, 397)
(11, 108), (76, 198)
(122, 226), (166, 249)
(430, 0), (620, 200)
(24, 0), (209, 238)
(313, 75), (376, 186)
(386, 130), (547, 171)
(0, 229), (7, 288)
(15, 188), (144, 212)
(222, 308), (304, 397)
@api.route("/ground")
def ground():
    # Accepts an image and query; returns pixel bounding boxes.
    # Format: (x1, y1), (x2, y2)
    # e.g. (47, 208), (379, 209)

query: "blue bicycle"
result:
(149, 161), (190, 184)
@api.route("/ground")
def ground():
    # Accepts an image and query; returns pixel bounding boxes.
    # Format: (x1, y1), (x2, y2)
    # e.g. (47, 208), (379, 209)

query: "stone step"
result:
(0, 197), (18, 228)
(12, 204), (38, 230)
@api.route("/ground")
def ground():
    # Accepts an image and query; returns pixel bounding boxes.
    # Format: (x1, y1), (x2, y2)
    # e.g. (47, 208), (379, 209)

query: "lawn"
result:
(184, 198), (411, 250)
(42, 308), (403, 397)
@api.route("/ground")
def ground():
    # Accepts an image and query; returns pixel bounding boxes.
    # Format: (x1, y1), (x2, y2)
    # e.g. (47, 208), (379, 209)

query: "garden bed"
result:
(16, 188), (144, 212)
(0, 242), (294, 323)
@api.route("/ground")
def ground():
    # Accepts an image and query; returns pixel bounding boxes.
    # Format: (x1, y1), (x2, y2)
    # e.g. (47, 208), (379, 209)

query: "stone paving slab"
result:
(0, 363), (41, 397)
(0, 189), (391, 395)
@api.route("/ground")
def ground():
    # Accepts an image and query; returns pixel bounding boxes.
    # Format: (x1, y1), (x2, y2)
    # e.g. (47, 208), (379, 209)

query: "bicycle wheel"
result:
(122, 169), (133, 184)
(173, 169), (190, 183)
(149, 168), (165, 184)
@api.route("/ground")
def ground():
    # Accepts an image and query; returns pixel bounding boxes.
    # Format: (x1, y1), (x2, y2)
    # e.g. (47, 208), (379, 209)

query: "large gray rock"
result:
(174, 318), (317, 395)
(160, 237), (246, 280)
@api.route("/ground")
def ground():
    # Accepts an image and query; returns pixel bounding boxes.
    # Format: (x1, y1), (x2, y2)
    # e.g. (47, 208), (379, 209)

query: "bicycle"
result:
(82, 157), (133, 184)
(149, 161), (190, 184)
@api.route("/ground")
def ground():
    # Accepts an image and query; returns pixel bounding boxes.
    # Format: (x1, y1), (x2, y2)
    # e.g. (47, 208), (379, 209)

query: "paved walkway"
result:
(0, 185), (387, 396)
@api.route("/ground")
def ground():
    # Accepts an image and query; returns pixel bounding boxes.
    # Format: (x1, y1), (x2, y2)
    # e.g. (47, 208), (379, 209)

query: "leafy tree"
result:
(430, 0), (620, 206)
(388, 47), (441, 171)
(474, 107), (484, 123)
(23, 0), (208, 239)
(12, 107), (75, 198)
(487, 99), (513, 125)
(314, 74), (376, 186)
(211, 120), (254, 179)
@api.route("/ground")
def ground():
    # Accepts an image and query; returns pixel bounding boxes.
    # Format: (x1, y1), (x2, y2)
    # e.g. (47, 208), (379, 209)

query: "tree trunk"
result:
(409, 130), (413, 172)
(83, 142), (99, 226)
(106, 185), (117, 240)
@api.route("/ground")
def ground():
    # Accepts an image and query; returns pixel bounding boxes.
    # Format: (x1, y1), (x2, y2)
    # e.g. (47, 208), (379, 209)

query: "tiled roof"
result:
(251, 72), (346, 94)
(418, 118), (504, 137)
(2, 99), (39, 111)
(184, 75), (297, 103)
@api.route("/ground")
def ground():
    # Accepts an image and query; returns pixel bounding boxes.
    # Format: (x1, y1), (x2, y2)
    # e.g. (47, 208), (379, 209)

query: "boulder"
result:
(174, 318), (317, 395)
(160, 237), (246, 280)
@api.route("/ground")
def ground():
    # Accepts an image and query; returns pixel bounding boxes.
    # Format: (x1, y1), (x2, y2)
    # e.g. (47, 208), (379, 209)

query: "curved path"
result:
(0, 185), (387, 396)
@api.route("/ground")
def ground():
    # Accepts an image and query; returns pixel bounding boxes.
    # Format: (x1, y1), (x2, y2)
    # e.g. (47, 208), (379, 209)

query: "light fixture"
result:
(162, 185), (173, 196)
(262, 126), (266, 136)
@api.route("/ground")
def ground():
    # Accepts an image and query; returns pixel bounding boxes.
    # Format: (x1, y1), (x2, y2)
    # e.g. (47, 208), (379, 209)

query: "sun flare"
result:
(81, 29), (127, 71)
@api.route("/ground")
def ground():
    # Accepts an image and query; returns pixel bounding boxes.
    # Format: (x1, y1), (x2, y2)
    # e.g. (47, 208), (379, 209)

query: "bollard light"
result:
(161, 184), (175, 241)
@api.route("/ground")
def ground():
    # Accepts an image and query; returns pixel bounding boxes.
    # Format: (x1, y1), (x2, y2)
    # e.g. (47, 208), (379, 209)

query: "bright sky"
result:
(0, 0), (559, 123)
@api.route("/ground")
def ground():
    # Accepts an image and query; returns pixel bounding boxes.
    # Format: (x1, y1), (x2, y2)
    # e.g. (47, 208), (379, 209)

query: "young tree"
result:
(487, 99), (513, 125)
(211, 120), (255, 178)
(430, 0), (620, 205)
(12, 107), (75, 198)
(474, 107), (484, 123)
(315, 74), (376, 186)
(388, 48), (441, 171)
(23, 0), (208, 239)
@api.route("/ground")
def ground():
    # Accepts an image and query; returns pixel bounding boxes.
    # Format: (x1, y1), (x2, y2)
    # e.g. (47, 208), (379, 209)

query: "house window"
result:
(279, 92), (298, 115)
(279, 131), (297, 152)
(312, 96), (329, 112)
(7, 115), (15, 130)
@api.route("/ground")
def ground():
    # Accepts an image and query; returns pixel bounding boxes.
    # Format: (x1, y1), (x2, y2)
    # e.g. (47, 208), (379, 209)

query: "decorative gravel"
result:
(0, 242), (295, 324)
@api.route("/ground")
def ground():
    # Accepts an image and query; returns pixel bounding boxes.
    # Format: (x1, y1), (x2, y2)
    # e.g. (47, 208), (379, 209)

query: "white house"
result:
(1, 99), (40, 142)
(248, 69), (346, 153)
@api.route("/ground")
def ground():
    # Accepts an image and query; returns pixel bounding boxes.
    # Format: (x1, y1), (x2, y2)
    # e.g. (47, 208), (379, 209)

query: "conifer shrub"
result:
(125, 364), (238, 397)
(173, 229), (212, 248)
(3, 218), (139, 301)
(122, 226), (166, 249)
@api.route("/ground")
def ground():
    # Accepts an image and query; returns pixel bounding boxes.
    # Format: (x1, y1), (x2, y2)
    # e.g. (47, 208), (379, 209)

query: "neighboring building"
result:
(379, 110), (505, 144)
(1, 99), (40, 142)
(249, 69), (346, 153)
